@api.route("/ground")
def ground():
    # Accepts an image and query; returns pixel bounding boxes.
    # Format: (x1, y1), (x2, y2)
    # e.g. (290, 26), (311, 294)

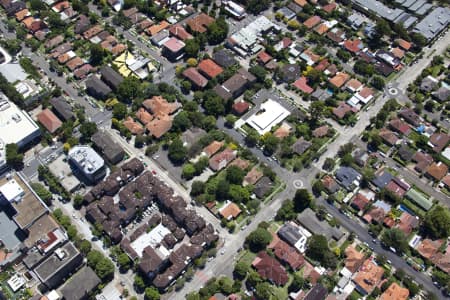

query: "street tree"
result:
(245, 227), (272, 252)
(6, 143), (23, 169)
(381, 228), (408, 254)
(423, 206), (450, 239)
(168, 138), (187, 165)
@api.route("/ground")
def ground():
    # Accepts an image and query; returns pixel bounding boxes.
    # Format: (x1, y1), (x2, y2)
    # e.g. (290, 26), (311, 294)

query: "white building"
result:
(68, 146), (106, 183)
(0, 179), (24, 204)
(246, 99), (290, 135)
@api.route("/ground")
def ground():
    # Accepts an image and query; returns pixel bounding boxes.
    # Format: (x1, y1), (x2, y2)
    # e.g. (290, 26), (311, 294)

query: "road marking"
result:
(293, 179), (303, 189)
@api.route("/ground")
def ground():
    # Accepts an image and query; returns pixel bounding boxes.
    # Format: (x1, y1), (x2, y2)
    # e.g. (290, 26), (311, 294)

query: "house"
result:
(183, 68), (208, 89)
(198, 59), (223, 79)
(379, 128), (399, 146)
(351, 193), (370, 211)
(398, 108), (421, 126)
(229, 158), (250, 170)
(292, 138), (312, 155)
(277, 222), (310, 253)
(353, 259), (384, 295)
(213, 49), (237, 68)
(100, 66), (124, 90)
(315, 59), (330, 72)
(181, 128), (206, 149)
(278, 7), (296, 20)
(376, 50), (401, 69)
(254, 177), (273, 199)
(162, 38), (185, 61)
(91, 130), (125, 164)
(432, 85), (450, 102)
(49, 97), (75, 121)
(389, 118), (411, 136)
(347, 13), (364, 29)
(213, 68), (256, 100)
(311, 88), (331, 101)
(268, 237), (305, 271)
(142, 96), (180, 117)
(371, 170), (393, 189)
(294, 0), (307, 7)
(297, 208), (344, 240)
(345, 79), (363, 93)
(312, 125), (329, 138)
(37, 109), (62, 134)
(59, 266), (101, 300)
(391, 47), (405, 59)
(252, 251), (289, 285)
(344, 39), (363, 54)
(396, 212), (419, 235)
(202, 141), (224, 158)
(405, 188), (433, 211)
(243, 167), (263, 186)
(417, 239), (443, 261)
(303, 16), (321, 29)
(327, 27), (346, 43)
(420, 75), (439, 92)
(146, 115), (173, 139)
(322, 2), (337, 13)
(279, 64), (301, 83)
(292, 77), (314, 94)
(380, 282), (409, 300)
(429, 133), (450, 153)
(257, 51), (272, 65)
(385, 178), (410, 198)
(136, 108), (153, 125)
(123, 117), (145, 135)
(219, 201), (241, 220)
(146, 21), (170, 36)
(396, 39), (411, 51)
(232, 101), (250, 116)
(85, 76), (112, 100)
(344, 246), (365, 273)
(426, 162), (448, 181)
(169, 24), (193, 41)
(329, 72), (350, 88)
(274, 37), (292, 52)
(335, 166), (361, 191)
(321, 175), (339, 194)
(186, 13), (214, 33)
(413, 151), (434, 173)
(398, 144), (414, 161)
(209, 148), (237, 171)
(304, 284), (328, 300)
(300, 48), (320, 66)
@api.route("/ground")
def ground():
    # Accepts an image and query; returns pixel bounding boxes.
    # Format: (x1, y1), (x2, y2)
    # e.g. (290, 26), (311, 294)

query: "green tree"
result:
(255, 282), (273, 300)
(95, 257), (115, 280)
(246, 0), (270, 14)
(191, 181), (206, 197)
(117, 253), (131, 271)
(381, 228), (408, 254)
(172, 111), (192, 132)
(79, 239), (92, 255)
(185, 39), (200, 58)
(113, 102), (127, 120)
(90, 43), (106, 66)
(263, 134), (279, 155)
(80, 122), (98, 140)
(144, 287), (160, 300)
(117, 77), (141, 102)
(371, 76), (385, 90)
(309, 101), (326, 125)
(134, 274), (146, 291)
(30, 0), (46, 10)
(323, 158), (335, 171)
(245, 129), (260, 147)
(203, 95), (225, 116)
(410, 32), (427, 48)
(182, 163), (196, 180)
(215, 179), (230, 200)
(30, 183), (53, 205)
(168, 138), (187, 164)
(5, 143), (23, 169)
(276, 200), (296, 221)
(73, 194), (84, 209)
(226, 166), (246, 185)
(249, 65), (267, 83)
(289, 274), (305, 292)
(306, 235), (337, 268)
(245, 227), (272, 252)
(337, 48), (351, 62)
(229, 185), (250, 203)
(207, 17), (229, 45)
(293, 189), (313, 212)
(233, 261), (249, 279)
(423, 206), (450, 239)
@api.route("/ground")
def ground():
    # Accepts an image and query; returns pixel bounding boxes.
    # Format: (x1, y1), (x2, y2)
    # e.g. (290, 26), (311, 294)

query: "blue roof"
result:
(372, 171), (393, 189)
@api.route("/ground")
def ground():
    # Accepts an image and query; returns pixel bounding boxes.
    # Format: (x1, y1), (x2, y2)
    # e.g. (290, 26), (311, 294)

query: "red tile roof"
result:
(268, 236), (305, 270)
(345, 245), (365, 273)
(219, 202), (241, 220)
(292, 76), (314, 94)
(169, 25), (193, 41)
(182, 67), (208, 88)
(396, 212), (419, 235)
(351, 193), (370, 211)
(37, 108), (62, 133)
(303, 16), (321, 29)
(198, 59), (223, 79)
(163, 37), (185, 53)
(389, 118), (411, 136)
(344, 39), (363, 54)
(426, 162), (448, 181)
(203, 141), (224, 157)
(232, 101), (250, 115)
(329, 72), (350, 88)
(353, 259), (384, 294)
(257, 51), (272, 64)
(333, 101), (352, 119)
(396, 39), (411, 51)
(322, 3), (337, 13)
(186, 13), (214, 33)
(252, 251), (289, 285)
(380, 282), (409, 300)
(209, 148), (237, 171)
(123, 117), (145, 135)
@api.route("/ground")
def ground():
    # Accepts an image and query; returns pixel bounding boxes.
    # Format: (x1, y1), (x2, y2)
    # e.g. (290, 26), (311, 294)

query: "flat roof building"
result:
(68, 145), (106, 183)
(91, 130), (125, 165)
(58, 266), (101, 300)
(414, 7), (450, 40)
(33, 242), (83, 290)
(246, 99), (290, 135)
(0, 92), (40, 150)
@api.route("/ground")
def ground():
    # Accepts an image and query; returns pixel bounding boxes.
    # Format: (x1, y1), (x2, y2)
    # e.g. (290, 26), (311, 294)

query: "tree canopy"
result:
(423, 206), (450, 239)
(245, 227), (272, 252)
(381, 228), (408, 254)
(6, 143), (23, 169)
(168, 138), (187, 165)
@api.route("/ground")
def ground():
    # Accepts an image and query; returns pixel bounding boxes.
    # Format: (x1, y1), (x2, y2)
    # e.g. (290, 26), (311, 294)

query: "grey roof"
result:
(181, 128), (206, 148)
(311, 88), (331, 101)
(371, 170), (393, 189)
(0, 209), (23, 250)
(432, 85), (450, 102)
(33, 242), (82, 286)
(400, 14), (418, 28)
(402, 0), (416, 8)
(347, 13), (365, 27)
(85, 76), (112, 98)
(409, 0), (425, 11)
(335, 166), (361, 190)
(414, 7), (450, 40)
(59, 266), (101, 300)
(304, 284), (328, 300)
(287, 2), (302, 14)
(297, 208), (344, 240)
(100, 66), (124, 90)
(292, 138), (312, 155)
(254, 176), (273, 198)
(91, 130), (125, 164)
(278, 7), (296, 20)
(352, 0), (404, 21)
(213, 49), (237, 68)
(278, 223), (303, 246)
(0, 62), (27, 83)
(416, 3), (432, 16)
(49, 96), (75, 121)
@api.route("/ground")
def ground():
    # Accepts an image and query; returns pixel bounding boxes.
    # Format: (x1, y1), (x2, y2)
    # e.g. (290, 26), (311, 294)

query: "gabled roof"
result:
(389, 118), (411, 135)
(186, 13), (214, 33)
(344, 39), (363, 53)
(396, 39), (411, 50)
(426, 162), (448, 181)
(329, 72), (350, 88)
(380, 283), (409, 300)
(219, 201), (241, 220)
(351, 193), (370, 211)
(292, 76), (314, 94)
(353, 259), (384, 294)
(252, 251), (289, 285)
(37, 108), (62, 133)
(429, 132), (450, 153)
(169, 25), (193, 41)
(303, 16), (321, 29)
(142, 96), (181, 117)
(344, 245), (365, 273)
(183, 67), (208, 88)
(198, 59), (223, 79)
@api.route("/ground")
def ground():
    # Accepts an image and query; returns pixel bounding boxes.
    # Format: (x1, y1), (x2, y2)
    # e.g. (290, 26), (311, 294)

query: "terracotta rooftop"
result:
(203, 141), (224, 158)
(380, 282), (409, 300)
(244, 167), (263, 186)
(345, 78), (363, 92)
(391, 47), (405, 59)
(353, 259), (384, 294)
(142, 96), (181, 117)
(303, 16), (321, 29)
(292, 76), (314, 94)
(229, 158), (250, 170)
(135, 107), (153, 125)
(37, 108), (62, 133)
(294, 0), (307, 7)
(333, 101), (352, 119)
(396, 212), (419, 235)
(396, 39), (411, 51)
(123, 116), (145, 135)
(182, 67), (208, 88)
(314, 23), (329, 35)
(351, 193), (370, 211)
(198, 59), (223, 79)
(209, 148), (237, 171)
(344, 39), (363, 53)
(219, 202), (241, 220)
(252, 251), (289, 285)
(169, 25), (193, 41)
(312, 125), (329, 138)
(329, 72), (350, 88)
(257, 51), (272, 64)
(389, 118), (411, 135)
(66, 56), (84, 71)
(344, 245), (365, 273)
(146, 115), (173, 139)
(146, 21), (170, 36)
(268, 235), (305, 270)
(322, 2), (337, 13)
(232, 101), (250, 115)
(429, 132), (450, 153)
(274, 123), (293, 139)
(186, 13), (214, 33)
(417, 239), (443, 260)
(426, 162), (448, 181)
